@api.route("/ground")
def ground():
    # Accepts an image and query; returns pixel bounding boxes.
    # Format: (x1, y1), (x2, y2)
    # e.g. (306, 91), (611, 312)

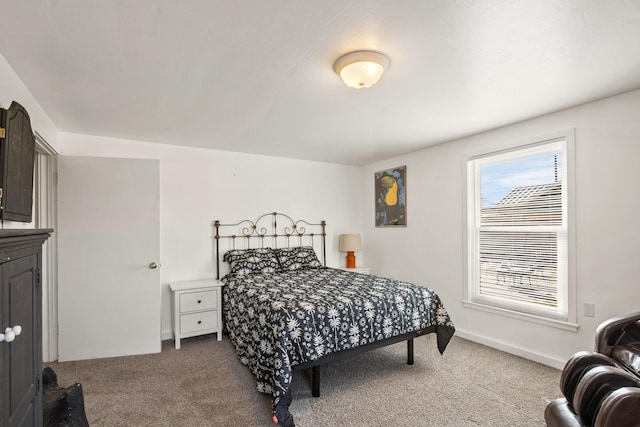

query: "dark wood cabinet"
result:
(0, 101), (36, 223)
(0, 229), (51, 427)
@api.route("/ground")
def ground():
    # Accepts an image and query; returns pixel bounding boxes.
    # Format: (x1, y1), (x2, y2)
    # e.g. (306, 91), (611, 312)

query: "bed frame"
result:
(214, 212), (432, 397)
(214, 211), (327, 279)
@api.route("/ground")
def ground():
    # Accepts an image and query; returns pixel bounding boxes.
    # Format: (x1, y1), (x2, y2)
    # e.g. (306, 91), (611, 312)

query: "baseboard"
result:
(454, 329), (566, 370)
(161, 329), (174, 341)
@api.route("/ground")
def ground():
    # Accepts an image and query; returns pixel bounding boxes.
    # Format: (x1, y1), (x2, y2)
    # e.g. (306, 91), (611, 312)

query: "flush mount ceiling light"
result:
(333, 50), (390, 89)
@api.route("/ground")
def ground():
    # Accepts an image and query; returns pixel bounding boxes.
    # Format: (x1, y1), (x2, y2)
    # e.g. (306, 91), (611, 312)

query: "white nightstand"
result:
(337, 266), (371, 274)
(169, 279), (224, 349)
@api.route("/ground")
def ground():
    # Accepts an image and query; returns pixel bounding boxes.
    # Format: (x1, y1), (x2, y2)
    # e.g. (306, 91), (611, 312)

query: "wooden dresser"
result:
(0, 229), (52, 427)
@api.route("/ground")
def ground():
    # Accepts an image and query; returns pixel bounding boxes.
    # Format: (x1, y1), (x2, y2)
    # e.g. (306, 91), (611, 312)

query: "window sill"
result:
(462, 300), (580, 332)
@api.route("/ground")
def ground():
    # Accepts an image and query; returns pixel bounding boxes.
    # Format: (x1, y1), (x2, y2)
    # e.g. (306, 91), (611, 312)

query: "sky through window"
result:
(480, 151), (562, 208)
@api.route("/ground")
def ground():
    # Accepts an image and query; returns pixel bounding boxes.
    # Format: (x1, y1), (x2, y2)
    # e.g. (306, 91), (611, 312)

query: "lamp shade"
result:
(333, 50), (390, 89)
(339, 234), (362, 252)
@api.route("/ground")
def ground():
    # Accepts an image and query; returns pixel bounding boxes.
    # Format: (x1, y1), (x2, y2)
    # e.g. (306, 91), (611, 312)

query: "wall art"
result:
(375, 165), (406, 227)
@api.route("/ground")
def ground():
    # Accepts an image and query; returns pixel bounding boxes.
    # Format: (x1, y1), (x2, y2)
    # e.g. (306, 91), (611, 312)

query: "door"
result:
(0, 101), (36, 222)
(57, 156), (160, 361)
(1, 254), (41, 427)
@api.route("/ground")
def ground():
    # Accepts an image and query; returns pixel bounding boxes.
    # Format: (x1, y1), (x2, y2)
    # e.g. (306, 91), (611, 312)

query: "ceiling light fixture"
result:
(333, 50), (390, 89)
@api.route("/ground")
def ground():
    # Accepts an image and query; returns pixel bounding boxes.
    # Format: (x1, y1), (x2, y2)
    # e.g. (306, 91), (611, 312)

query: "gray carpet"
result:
(44, 335), (562, 426)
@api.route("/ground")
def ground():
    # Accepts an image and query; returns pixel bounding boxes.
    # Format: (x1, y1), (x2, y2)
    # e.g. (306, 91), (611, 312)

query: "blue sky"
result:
(481, 151), (562, 207)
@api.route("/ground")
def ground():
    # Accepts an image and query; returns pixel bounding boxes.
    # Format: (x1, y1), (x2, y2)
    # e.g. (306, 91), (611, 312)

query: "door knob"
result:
(0, 325), (22, 343)
(149, 262), (158, 269)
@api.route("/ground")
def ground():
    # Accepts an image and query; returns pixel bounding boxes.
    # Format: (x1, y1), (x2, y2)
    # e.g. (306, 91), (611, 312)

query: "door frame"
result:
(34, 131), (58, 362)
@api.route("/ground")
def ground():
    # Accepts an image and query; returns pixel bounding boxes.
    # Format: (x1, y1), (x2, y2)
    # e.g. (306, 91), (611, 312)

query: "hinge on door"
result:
(36, 268), (41, 289)
(37, 373), (41, 394)
(0, 127), (5, 138)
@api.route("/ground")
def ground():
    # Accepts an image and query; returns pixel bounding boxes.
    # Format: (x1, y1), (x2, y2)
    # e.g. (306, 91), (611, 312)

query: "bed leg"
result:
(312, 366), (320, 397)
(407, 339), (414, 365)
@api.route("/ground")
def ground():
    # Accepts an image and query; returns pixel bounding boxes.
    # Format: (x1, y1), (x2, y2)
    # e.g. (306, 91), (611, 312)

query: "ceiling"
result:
(1, 1), (640, 166)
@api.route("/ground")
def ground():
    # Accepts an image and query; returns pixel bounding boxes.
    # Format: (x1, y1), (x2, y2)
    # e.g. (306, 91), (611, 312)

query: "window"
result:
(465, 133), (574, 324)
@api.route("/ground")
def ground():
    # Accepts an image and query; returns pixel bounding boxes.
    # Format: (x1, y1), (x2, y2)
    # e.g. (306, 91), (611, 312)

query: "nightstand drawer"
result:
(180, 290), (217, 312)
(180, 311), (218, 334)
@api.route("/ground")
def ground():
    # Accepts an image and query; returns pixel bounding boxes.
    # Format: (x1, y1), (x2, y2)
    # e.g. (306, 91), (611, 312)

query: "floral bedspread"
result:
(222, 267), (455, 422)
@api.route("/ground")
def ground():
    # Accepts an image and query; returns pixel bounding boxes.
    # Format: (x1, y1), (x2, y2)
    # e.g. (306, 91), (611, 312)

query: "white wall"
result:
(362, 89), (640, 368)
(59, 132), (364, 339)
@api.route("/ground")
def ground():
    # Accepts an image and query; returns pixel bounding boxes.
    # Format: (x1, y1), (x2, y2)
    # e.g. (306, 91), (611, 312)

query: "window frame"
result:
(463, 130), (577, 331)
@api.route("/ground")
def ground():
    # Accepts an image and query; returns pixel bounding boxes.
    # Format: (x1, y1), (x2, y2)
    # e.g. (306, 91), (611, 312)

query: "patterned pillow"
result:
(275, 246), (322, 271)
(223, 248), (280, 275)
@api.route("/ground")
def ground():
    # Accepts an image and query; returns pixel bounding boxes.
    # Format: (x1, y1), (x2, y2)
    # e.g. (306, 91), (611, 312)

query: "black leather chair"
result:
(545, 311), (640, 427)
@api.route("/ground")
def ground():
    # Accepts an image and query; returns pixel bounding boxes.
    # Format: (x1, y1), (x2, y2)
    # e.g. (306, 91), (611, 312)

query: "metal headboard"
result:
(214, 212), (327, 279)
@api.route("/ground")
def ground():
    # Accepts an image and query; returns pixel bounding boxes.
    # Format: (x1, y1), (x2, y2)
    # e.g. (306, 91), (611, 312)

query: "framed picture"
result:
(375, 165), (406, 227)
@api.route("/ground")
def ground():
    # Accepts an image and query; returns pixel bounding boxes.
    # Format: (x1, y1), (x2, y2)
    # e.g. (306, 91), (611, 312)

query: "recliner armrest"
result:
(595, 311), (640, 356)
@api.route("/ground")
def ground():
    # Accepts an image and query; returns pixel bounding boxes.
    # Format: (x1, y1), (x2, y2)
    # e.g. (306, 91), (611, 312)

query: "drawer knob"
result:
(197, 320), (202, 324)
(197, 300), (202, 304)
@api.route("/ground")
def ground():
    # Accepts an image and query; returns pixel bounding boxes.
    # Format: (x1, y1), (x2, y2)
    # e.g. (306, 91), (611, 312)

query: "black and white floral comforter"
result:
(222, 267), (455, 422)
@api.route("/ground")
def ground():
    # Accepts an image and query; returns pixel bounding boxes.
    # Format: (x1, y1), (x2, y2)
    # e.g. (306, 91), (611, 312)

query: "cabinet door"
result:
(1, 254), (41, 427)
(0, 101), (35, 223)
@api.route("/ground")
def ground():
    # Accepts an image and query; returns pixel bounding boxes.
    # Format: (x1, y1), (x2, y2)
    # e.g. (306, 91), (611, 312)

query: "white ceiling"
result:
(1, 1), (640, 165)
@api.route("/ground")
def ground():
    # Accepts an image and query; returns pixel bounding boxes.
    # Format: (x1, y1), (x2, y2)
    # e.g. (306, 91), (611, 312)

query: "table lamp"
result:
(339, 234), (362, 268)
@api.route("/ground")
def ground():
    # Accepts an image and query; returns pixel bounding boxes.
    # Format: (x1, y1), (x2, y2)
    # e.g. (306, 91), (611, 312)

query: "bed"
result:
(215, 212), (455, 426)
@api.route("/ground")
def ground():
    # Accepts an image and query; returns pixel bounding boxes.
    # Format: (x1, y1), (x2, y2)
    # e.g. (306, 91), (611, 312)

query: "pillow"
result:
(276, 246), (322, 271)
(223, 248), (280, 275)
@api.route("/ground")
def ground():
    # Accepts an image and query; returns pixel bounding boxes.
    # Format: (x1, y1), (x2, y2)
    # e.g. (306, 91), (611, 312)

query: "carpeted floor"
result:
(44, 335), (561, 426)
